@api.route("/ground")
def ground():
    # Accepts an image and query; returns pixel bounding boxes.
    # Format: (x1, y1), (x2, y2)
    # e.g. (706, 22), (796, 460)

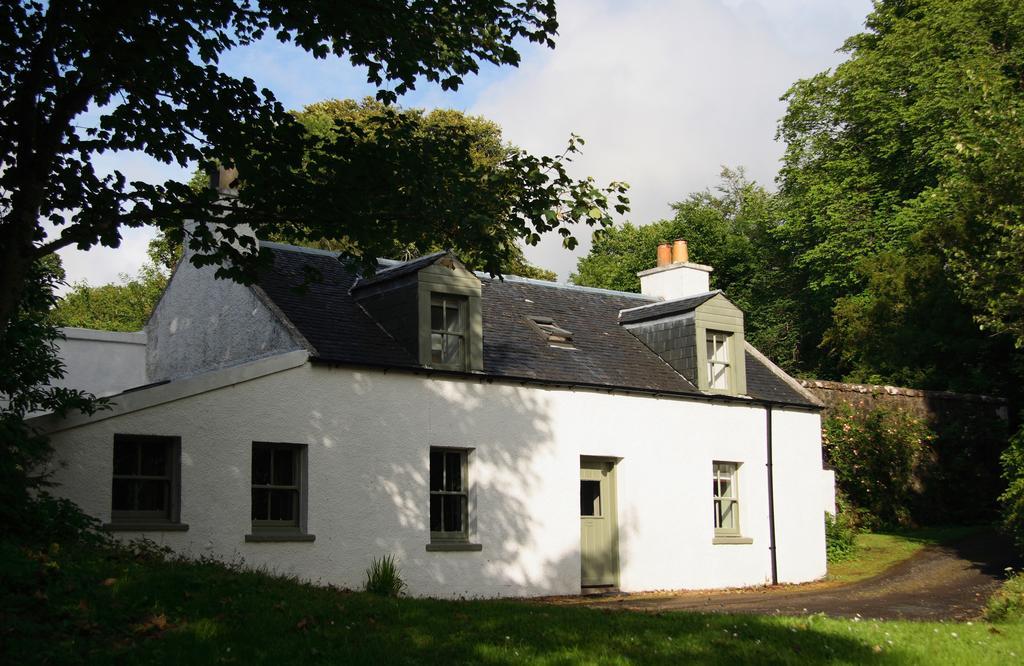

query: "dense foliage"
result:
(0, 258), (104, 534)
(277, 99), (558, 280)
(1, 0), (623, 338)
(776, 0), (1023, 389)
(824, 491), (859, 564)
(51, 263), (168, 332)
(1000, 426), (1024, 552)
(822, 404), (934, 528)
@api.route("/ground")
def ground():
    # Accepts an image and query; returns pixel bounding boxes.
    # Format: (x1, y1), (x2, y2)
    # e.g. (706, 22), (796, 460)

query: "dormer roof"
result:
(254, 242), (817, 408)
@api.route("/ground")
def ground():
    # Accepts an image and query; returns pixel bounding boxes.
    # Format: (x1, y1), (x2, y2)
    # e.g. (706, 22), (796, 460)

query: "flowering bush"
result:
(999, 424), (1024, 554)
(822, 403), (934, 528)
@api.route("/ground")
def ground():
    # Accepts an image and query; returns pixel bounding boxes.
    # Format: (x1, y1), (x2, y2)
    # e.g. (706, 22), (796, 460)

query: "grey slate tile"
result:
(256, 243), (816, 408)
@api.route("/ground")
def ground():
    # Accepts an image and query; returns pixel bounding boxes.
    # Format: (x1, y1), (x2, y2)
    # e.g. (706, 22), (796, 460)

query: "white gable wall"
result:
(146, 261), (304, 382)
(46, 362), (829, 598)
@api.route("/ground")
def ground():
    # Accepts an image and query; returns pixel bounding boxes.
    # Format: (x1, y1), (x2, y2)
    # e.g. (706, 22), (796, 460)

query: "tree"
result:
(0, 257), (102, 531)
(51, 242), (171, 332)
(279, 99), (559, 280)
(572, 169), (802, 370)
(776, 0), (1023, 389)
(1, 1), (625, 335)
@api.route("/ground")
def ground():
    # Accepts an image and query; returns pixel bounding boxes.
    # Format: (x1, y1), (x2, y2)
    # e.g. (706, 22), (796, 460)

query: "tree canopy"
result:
(276, 99), (559, 281)
(1, 0), (622, 335)
(775, 0), (1023, 389)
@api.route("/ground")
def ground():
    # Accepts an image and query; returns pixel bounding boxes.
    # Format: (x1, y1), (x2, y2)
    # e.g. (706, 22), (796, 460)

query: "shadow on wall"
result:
(300, 370), (633, 597)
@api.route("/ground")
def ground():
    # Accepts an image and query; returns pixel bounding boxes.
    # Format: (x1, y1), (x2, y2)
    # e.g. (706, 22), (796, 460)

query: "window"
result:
(430, 294), (467, 368)
(110, 434), (182, 528)
(580, 480), (601, 516)
(528, 316), (575, 349)
(712, 462), (739, 536)
(430, 448), (469, 540)
(706, 331), (732, 390)
(426, 447), (481, 552)
(250, 443), (308, 538)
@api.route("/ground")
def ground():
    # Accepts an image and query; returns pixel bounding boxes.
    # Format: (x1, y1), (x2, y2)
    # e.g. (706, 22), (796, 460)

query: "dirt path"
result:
(554, 530), (1020, 621)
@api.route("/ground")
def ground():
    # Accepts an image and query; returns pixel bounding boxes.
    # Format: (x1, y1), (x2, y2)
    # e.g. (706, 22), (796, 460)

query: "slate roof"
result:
(743, 351), (811, 405)
(618, 291), (723, 324)
(255, 242), (818, 408)
(350, 250), (448, 290)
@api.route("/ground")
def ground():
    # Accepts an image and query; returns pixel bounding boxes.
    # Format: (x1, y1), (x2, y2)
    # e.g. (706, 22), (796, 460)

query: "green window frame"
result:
(251, 442), (304, 534)
(713, 461), (740, 536)
(111, 434), (181, 526)
(430, 448), (469, 542)
(429, 293), (467, 369)
(706, 331), (732, 390)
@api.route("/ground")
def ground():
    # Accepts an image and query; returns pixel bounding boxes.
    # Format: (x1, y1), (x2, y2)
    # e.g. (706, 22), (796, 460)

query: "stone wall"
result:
(800, 379), (1009, 524)
(799, 379), (1008, 423)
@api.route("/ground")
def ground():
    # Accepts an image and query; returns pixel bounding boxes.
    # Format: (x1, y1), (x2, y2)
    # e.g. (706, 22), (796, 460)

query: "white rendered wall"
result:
(47, 363), (829, 598)
(54, 328), (148, 397)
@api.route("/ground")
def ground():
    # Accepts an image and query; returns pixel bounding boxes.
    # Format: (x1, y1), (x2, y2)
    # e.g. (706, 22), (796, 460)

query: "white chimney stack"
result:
(637, 239), (713, 300)
(184, 165), (258, 260)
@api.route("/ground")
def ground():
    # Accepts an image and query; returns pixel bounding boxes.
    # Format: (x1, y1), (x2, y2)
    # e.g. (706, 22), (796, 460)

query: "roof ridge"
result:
(618, 290), (722, 315)
(261, 241), (343, 258)
(261, 242), (655, 301)
(480, 273), (656, 300)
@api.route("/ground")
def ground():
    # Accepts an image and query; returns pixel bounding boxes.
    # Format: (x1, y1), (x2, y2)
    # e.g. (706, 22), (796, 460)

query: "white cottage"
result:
(38, 237), (835, 598)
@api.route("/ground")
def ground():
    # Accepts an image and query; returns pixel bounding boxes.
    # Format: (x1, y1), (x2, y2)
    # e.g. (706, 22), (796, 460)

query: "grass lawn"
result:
(828, 526), (984, 584)
(2, 537), (1022, 665)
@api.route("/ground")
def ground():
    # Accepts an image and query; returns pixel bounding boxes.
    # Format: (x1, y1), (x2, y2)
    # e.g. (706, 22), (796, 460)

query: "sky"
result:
(57, 0), (873, 288)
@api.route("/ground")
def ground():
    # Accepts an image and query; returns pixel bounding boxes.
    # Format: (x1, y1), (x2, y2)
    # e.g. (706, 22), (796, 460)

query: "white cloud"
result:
(471, 0), (871, 280)
(56, 226), (157, 292)
(56, 0), (871, 288)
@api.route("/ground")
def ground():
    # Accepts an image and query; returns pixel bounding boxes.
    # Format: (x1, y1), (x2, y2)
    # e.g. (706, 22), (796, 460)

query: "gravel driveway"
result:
(551, 530), (1019, 621)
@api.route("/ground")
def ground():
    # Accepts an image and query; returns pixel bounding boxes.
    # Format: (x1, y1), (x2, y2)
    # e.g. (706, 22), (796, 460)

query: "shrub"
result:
(985, 569), (1024, 623)
(999, 424), (1024, 554)
(822, 403), (933, 528)
(364, 554), (407, 597)
(825, 492), (860, 563)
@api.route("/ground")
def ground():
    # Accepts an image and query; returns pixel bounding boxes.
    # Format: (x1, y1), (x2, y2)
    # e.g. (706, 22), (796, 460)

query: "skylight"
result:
(527, 316), (575, 349)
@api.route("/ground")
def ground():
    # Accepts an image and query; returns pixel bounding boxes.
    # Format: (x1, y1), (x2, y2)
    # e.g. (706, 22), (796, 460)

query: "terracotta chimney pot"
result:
(656, 242), (672, 267)
(671, 239), (689, 264)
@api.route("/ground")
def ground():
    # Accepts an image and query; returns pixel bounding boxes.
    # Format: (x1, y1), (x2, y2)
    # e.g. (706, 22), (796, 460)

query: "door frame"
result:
(579, 456), (620, 589)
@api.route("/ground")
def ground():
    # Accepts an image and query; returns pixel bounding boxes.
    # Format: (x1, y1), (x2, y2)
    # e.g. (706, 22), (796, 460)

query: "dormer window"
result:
(352, 251), (483, 373)
(430, 294), (467, 367)
(706, 331), (731, 390)
(527, 316), (575, 349)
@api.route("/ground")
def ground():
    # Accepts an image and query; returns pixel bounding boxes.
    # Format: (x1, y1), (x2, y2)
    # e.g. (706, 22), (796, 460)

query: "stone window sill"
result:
(103, 522), (189, 532)
(245, 533), (316, 543)
(712, 535), (753, 545)
(425, 542), (483, 552)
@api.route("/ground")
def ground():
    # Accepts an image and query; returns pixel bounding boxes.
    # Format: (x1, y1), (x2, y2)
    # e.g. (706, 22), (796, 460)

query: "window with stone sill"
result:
(713, 461), (740, 536)
(248, 442), (313, 541)
(109, 434), (183, 529)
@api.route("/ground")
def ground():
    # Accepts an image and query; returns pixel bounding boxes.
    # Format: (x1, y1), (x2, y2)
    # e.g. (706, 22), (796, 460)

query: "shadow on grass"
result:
(26, 551), (906, 665)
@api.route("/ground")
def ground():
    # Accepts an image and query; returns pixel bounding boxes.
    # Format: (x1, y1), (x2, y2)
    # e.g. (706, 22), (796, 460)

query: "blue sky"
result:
(58, 0), (872, 288)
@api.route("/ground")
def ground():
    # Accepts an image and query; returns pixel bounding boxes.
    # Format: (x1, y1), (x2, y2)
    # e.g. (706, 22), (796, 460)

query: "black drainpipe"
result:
(766, 405), (779, 585)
